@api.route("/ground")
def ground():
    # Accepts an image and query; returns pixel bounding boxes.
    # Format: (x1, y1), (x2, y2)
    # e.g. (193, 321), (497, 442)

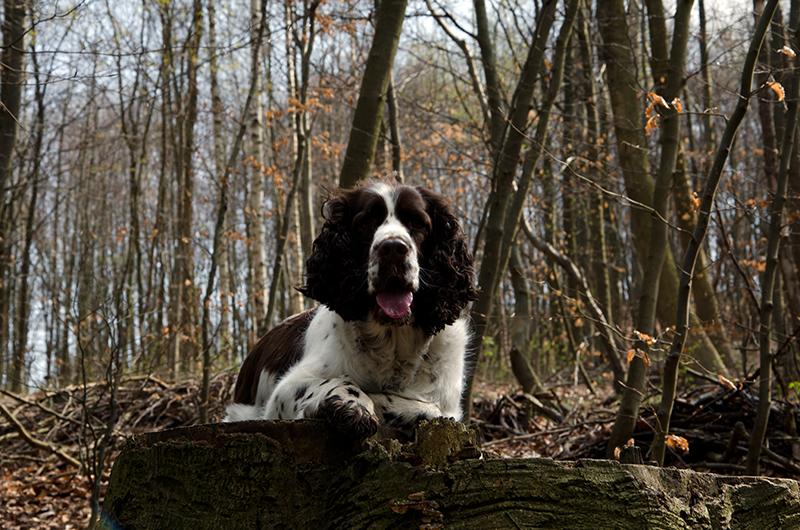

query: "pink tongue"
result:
(376, 290), (413, 319)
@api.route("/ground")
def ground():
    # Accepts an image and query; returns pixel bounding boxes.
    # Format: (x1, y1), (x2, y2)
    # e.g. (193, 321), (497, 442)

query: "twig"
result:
(0, 388), (83, 427)
(519, 393), (566, 423)
(0, 400), (82, 468)
(483, 418), (616, 447)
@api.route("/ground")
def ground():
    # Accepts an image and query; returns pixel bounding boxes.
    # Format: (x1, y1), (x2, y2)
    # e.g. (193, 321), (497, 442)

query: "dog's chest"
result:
(349, 323), (433, 392)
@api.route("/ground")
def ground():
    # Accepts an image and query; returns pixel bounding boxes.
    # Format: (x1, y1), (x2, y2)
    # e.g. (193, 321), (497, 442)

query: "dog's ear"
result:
(413, 187), (479, 335)
(298, 190), (372, 321)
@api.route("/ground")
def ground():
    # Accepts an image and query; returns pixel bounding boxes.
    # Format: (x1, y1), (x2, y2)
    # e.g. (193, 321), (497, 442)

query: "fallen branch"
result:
(0, 400), (82, 468)
(0, 388), (83, 427)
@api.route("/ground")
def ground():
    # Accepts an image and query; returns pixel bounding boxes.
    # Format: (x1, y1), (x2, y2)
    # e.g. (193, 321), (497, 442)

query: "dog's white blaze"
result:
(366, 184), (420, 294)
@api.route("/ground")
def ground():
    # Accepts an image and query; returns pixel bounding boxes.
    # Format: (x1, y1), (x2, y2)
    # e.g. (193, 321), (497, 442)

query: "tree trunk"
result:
(465, 0), (576, 417)
(472, 0), (504, 152)
(636, 0), (694, 465)
(652, 0), (781, 467)
(10, 30), (47, 394)
(0, 0), (25, 212)
(177, 0), (203, 373)
(263, 0), (320, 330)
(245, 0), (269, 336)
(386, 75), (404, 182)
(508, 243), (544, 394)
(576, 6), (615, 333)
(596, 0), (727, 378)
(0, 0), (27, 389)
(208, 0), (233, 365)
(338, 0), (408, 188)
(105, 420), (800, 530)
(697, 0), (715, 152)
(296, 0), (316, 267)
(672, 152), (738, 368)
(746, 0), (797, 476)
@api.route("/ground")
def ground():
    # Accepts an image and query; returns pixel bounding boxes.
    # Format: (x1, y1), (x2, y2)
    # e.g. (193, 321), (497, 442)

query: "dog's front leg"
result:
(266, 373), (379, 438)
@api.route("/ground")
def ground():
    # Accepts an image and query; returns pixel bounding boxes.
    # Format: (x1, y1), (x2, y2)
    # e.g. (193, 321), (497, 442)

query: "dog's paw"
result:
(370, 393), (444, 434)
(319, 395), (379, 438)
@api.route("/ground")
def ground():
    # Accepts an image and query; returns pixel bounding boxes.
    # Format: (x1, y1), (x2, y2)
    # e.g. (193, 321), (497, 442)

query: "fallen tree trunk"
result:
(104, 419), (800, 530)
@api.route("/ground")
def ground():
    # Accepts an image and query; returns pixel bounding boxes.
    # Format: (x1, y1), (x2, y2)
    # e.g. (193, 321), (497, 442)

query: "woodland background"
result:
(1, 0), (800, 526)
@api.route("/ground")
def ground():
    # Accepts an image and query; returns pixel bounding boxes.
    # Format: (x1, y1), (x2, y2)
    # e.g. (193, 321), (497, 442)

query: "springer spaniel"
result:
(225, 180), (478, 437)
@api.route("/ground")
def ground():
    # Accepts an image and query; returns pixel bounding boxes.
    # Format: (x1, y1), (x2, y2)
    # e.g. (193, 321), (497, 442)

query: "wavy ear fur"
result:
(297, 190), (372, 322)
(414, 187), (479, 335)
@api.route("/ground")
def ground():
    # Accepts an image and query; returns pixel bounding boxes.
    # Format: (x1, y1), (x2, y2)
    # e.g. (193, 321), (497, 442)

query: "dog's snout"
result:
(378, 239), (409, 264)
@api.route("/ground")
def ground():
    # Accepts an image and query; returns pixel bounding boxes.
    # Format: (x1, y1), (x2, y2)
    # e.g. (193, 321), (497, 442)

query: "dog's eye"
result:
(409, 219), (427, 231)
(358, 217), (377, 231)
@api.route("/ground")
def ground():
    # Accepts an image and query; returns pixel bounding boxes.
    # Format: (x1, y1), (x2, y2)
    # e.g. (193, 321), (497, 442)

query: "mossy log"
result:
(104, 419), (800, 529)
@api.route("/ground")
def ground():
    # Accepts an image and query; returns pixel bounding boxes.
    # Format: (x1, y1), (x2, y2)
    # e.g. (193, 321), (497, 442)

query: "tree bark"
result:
(105, 420), (800, 530)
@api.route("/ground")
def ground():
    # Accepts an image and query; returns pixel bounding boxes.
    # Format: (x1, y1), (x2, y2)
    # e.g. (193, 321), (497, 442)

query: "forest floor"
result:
(1, 368), (799, 529)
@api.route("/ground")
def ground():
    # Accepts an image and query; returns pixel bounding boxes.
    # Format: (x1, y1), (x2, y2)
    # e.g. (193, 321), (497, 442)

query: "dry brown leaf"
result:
(645, 115), (659, 136)
(634, 330), (657, 345)
(767, 81), (785, 101)
(627, 349), (637, 364)
(692, 191), (701, 211)
(666, 434), (689, 452)
(718, 375), (737, 390)
(649, 92), (670, 109)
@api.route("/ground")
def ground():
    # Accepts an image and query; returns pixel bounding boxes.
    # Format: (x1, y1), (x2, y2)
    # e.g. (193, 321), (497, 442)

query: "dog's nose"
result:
(378, 239), (409, 264)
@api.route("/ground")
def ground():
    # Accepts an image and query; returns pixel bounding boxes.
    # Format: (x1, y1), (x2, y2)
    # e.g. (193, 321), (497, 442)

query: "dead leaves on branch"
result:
(766, 81), (786, 101)
(645, 92), (683, 136)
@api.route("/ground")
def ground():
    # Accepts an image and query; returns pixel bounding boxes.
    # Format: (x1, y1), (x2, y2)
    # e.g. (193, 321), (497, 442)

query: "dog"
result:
(225, 180), (478, 437)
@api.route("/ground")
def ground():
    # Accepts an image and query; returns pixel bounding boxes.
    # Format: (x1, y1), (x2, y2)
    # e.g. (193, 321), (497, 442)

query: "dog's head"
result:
(298, 181), (478, 335)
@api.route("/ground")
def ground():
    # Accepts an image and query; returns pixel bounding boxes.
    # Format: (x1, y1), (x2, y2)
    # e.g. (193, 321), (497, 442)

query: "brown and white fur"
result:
(225, 181), (478, 437)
